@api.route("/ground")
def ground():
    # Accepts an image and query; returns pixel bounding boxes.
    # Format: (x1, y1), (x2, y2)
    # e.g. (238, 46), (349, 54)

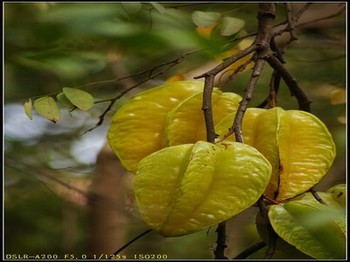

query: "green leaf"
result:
(192, 11), (221, 27)
(33, 96), (60, 123)
(62, 87), (94, 111)
(24, 98), (33, 120)
(220, 17), (245, 36)
(121, 2), (142, 15)
(56, 92), (74, 109)
(327, 184), (346, 208)
(255, 211), (312, 258)
(269, 200), (346, 259)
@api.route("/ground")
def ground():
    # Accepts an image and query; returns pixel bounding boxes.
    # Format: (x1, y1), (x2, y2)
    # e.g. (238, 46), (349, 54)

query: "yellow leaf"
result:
(196, 23), (217, 38)
(330, 88), (346, 105)
(33, 96), (60, 123)
(165, 74), (186, 83)
(24, 98), (33, 120)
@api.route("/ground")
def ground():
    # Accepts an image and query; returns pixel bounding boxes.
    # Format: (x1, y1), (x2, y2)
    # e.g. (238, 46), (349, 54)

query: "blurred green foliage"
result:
(4, 2), (346, 259)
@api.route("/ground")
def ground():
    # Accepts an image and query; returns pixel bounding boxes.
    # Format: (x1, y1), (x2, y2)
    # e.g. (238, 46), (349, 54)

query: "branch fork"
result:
(193, 3), (312, 259)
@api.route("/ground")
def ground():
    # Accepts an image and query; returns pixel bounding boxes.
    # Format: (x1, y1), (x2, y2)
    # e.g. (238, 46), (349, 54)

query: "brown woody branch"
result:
(202, 74), (217, 143)
(265, 55), (311, 112)
(233, 58), (265, 143)
(285, 3), (298, 41)
(194, 3), (278, 259)
(213, 222), (227, 259)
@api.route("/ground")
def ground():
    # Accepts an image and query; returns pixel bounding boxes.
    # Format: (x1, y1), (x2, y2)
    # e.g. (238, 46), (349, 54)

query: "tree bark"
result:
(87, 143), (133, 257)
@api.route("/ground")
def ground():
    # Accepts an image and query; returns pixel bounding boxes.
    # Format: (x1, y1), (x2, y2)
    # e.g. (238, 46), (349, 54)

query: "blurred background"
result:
(4, 2), (346, 259)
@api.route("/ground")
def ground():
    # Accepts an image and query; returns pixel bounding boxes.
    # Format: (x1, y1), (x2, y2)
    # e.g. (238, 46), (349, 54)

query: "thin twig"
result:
(273, 4), (345, 38)
(270, 37), (285, 64)
(289, 54), (345, 63)
(255, 70), (281, 109)
(309, 188), (327, 205)
(295, 4), (345, 29)
(294, 3), (313, 20)
(234, 241), (267, 259)
(218, 54), (255, 87)
(110, 229), (152, 257)
(194, 44), (257, 79)
(267, 71), (280, 108)
(263, 194), (279, 205)
(83, 52), (199, 133)
(285, 3), (297, 41)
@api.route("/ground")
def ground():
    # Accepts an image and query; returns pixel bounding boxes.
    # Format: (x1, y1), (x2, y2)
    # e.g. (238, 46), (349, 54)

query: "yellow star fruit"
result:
(215, 107), (336, 201)
(166, 89), (241, 146)
(107, 80), (204, 172)
(107, 81), (242, 173)
(135, 141), (272, 236)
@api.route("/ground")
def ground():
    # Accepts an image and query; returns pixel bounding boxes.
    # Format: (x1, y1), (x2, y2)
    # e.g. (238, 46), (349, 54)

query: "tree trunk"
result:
(87, 143), (134, 257)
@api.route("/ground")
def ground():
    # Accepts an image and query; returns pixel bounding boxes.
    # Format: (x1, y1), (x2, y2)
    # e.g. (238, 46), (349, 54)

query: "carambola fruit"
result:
(107, 81), (204, 172)
(134, 141), (272, 236)
(107, 80), (242, 173)
(215, 107), (336, 201)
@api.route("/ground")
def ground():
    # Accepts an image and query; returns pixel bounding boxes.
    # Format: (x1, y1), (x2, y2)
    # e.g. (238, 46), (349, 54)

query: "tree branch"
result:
(285, 3), (298, 41)
(214, 222), (228, 259)
(233, 58), (265, 142)
(219, 54), (256, 87)
(194, 4), (279, 259)
(226, 3), (275, 142)
(265, 55), (312, 112)
(194, 44), (257, 79)
(201, 74), (217, 143)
